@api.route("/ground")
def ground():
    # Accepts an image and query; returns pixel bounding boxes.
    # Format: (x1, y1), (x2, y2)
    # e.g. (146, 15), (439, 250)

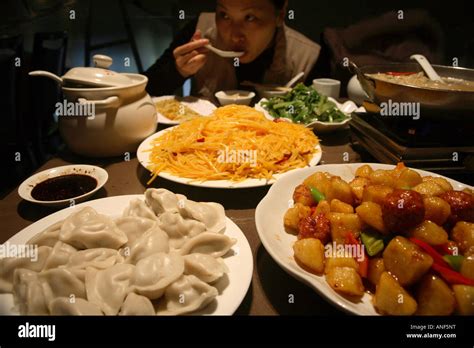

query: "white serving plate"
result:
(0, 194), (253, 316)
(136, 127), (322, 189)
(255, 163), (473, 315)
(255, 97), (365, 134)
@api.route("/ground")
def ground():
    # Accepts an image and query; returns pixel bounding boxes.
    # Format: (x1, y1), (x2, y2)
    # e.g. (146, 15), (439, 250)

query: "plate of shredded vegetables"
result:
(137, 105), (322, 188)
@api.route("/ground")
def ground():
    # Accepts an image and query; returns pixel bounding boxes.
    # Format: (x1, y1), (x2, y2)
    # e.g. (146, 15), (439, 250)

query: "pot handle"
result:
(347, 61), (375, 102)
(78, 96), (120, 108)
(93, 54), (113, 69)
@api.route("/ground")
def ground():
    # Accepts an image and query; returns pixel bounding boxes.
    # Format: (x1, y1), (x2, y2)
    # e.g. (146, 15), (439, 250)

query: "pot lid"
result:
(62, 55), (134, 87)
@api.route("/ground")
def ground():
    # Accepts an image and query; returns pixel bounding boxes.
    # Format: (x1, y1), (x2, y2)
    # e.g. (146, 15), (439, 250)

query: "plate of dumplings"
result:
(0, 188), (253, 315)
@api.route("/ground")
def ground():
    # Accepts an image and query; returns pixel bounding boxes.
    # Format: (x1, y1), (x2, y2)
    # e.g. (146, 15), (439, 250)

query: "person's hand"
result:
(173, 30), (209, 78)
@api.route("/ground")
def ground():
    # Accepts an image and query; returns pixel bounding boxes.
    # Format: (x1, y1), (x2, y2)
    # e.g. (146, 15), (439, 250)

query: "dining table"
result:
(0, 126), (422, 315)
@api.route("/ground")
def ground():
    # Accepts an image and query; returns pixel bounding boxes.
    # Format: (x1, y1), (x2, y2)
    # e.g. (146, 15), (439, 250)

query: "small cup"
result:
(312, 78), (341, 99)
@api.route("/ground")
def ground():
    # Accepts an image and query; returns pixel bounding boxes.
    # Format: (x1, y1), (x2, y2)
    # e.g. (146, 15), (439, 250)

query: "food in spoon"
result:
(205, 44), (244, 58)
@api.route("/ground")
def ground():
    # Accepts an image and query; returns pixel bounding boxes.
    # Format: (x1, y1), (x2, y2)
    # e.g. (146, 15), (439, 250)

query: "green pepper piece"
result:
(443, 255), (464, 272)
(310, 187), (325, 203)
(360, 231), (385, 256)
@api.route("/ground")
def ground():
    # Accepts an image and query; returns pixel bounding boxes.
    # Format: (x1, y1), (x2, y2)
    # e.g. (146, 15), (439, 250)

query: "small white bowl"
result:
(215, 90), (255, 106)
(18, 164), (108, 207)
(306, 117), (352, 134)
(312, 78), (341, 99)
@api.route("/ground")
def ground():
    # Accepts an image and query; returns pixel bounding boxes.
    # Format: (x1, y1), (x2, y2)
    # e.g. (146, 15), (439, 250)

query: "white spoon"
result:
(205, 44), (244, 58)
(29, 70), (63, 85)
(240, 81), (291, 92)
(240, 72), (305, 91)
(285, 71), (305, 88)
(410, 54), (444, 83)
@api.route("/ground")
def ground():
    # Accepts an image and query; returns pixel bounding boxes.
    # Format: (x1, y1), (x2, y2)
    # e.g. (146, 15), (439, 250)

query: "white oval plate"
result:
(18, 165), (108, 207)
(0, 194), (253, 316)
(255, 98), (365, 134)
(152, 96), (217, 125)
(255, 163), (473, 315)
(136, 127), (322, 189)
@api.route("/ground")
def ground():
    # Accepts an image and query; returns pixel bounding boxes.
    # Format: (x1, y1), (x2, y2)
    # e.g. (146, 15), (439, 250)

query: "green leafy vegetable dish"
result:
(261, 83), (349, 125)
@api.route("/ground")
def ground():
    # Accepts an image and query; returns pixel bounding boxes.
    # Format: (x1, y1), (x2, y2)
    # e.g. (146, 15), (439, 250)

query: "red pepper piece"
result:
(358, 250), (369, 278)
(409, 237), (450, 268)
(345, 232), (368, 278)
(432, 263), (474, 286)
(345, 231), (359, 246)
(386, 71), (417, 76)
(275, 154), (291, 164)
(434, 242), (457, 256)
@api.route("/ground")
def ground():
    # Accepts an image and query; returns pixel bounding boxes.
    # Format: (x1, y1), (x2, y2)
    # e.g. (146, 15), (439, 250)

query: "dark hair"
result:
(270, 0), (286, 10)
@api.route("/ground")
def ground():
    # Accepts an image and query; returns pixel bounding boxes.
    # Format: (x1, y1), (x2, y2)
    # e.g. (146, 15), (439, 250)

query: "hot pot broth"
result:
(367, 72), (474, 92)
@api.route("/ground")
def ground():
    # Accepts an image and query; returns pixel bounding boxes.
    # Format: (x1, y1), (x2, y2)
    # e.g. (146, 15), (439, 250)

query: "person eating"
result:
(145, 0), (326, 98)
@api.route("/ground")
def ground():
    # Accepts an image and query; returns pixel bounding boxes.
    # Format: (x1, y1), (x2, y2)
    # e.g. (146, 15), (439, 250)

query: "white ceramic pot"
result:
(31, 55), (158, 157)
(60, 74), (157, 157)
(347, 74), (369, 106)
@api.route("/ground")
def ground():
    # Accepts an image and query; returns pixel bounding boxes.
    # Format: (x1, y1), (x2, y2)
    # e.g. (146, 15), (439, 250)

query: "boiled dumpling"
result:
(5, 188), (233, 316)
(64, 248), (124, 281)
(178, 200), (226, 234)
(157, 275), (218, 315)
(40, 268), (86, 302)
(0, 245), (51, 293)
(12, 269), (49, 315)
(122, 199), (158, 221)
(157, 212), (206, 249)
(66, 248), (124, 269)
(118, 293), (155, 316)
(145, 188), (186, 215)
(178, 233), (236, 257)
(132, 252), (184, 299)
(146, 188), (226, 233)
(42, 241), (77, 271)
(49, 297), (103, 315)
(27, 220), (63, 247)
(123, 226), (169, 264)
(115, 216), (156, 245)
(86, 264), (135, 315)
(59, 207), (127, 249)
(184, 254), (229, 283)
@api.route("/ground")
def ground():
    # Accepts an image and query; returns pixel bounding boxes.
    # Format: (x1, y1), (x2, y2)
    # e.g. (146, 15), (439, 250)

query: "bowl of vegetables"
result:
(255, 83), (365, 133)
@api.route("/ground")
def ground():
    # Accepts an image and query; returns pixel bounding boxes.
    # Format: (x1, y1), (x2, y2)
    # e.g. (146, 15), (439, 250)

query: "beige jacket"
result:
(193, 13), (321, 98)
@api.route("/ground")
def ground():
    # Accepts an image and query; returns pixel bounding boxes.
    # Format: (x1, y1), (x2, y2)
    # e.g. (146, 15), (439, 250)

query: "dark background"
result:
(2, 0), (473, 71)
